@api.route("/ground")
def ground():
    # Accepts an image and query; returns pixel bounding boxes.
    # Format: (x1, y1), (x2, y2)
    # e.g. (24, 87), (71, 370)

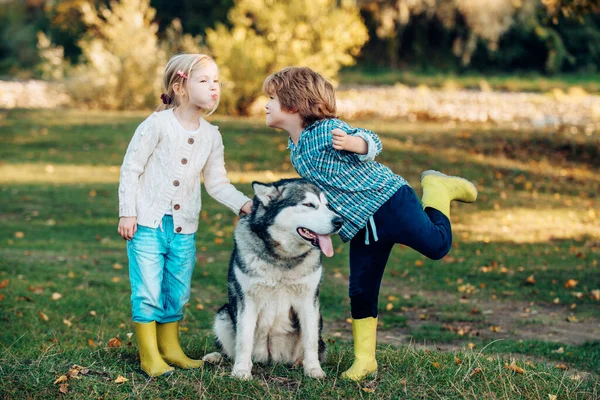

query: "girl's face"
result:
(184, 61), (220, 111)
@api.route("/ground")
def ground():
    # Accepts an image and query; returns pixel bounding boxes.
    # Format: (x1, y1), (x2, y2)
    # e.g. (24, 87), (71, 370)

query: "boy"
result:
(263, 67), (477, 381)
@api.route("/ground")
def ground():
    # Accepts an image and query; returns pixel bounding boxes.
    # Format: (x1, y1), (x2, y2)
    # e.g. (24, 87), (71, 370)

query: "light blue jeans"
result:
(127, 215), (196, 323)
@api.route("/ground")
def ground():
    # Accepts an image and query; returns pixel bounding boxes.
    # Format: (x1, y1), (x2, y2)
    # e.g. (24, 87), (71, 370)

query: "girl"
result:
(263, 67), (477, 381)
(118, 54), (252, 377)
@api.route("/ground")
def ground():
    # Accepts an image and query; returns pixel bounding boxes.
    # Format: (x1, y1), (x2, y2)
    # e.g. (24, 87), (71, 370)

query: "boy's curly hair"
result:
(263, 67), (337, 127)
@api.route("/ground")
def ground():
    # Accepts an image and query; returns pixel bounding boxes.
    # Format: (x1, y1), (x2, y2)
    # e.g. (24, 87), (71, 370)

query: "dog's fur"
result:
(202, 179), (342, 379)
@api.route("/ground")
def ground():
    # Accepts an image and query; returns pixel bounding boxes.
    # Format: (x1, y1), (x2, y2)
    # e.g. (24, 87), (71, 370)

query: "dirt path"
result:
(325, 291), (600, 347)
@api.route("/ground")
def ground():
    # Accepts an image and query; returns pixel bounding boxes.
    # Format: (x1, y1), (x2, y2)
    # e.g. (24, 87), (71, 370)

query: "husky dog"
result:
(202, 179), (343, 379)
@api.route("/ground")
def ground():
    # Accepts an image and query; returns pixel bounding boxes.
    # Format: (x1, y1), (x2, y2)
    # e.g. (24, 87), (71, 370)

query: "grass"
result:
(339, 66), (600, 94)
(0, 108), (599, 398)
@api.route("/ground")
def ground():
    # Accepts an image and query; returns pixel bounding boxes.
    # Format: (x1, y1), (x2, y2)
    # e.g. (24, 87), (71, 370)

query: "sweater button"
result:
(173, 180), (180, 187)
(181, 158), (188, 165)
(188, 138), (194, 144)
(176, 227), (182, 233)
(174, 204), (180, 210)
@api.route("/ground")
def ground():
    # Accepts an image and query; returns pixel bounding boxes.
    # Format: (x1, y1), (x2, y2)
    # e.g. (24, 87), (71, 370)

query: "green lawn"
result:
(1, 109), (598, 398)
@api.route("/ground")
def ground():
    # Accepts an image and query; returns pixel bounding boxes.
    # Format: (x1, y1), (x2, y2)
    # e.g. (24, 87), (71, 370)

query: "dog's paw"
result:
(202, 352), (223, 364)
(231, 367), (252, 380)
(304, 365), (326, 379)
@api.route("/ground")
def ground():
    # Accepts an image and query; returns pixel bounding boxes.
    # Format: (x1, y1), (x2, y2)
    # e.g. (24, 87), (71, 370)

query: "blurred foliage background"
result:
(1, 0), (599, 113)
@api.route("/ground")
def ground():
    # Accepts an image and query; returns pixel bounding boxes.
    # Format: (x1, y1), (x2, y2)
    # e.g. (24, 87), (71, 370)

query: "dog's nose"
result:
(332, 216), (343, 230)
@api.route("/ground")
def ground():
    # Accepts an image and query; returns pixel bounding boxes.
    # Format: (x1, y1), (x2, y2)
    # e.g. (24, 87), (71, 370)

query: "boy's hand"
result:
(332, 128), (368, 154)
(239, 201), (252, 216)
(118, 216), (137, 240)
(331, 128), (349, 151)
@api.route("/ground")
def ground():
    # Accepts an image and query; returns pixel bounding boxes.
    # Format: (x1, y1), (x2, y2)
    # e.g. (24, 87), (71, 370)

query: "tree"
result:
(67, 0), (201, 109)
(206, 0), (369, 115)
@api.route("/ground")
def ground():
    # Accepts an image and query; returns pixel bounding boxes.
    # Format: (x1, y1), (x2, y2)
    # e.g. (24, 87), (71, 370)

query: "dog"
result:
(202, 178), (343, 379)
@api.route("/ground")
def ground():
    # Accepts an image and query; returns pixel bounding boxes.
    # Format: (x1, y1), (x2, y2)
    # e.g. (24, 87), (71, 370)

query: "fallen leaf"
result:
(89, 310), (97, 317)
(58, 383), (68, 394)
(14, 231), (25, 239)
(556, 363), (568, 370)
(0, 279), (9, 289)
(113, 263), (123, 270)
(525, 275), (536, 285)
(566, 315), (578, 322)
(490, 325), (502, 332)
(505, 363), (525, 374)
(51, 292), (62, 300)
(385, 303), (393, 311)
(53, 375), (68, 384)
(114, 375), (128, 383)
(38, 311), (49, 321)
(548, 395), (557, 400)
(0, 294), (4, 301)
(564, 279), (578, 289)
(470, 367), (483, 376)
(468, 343), (475, 350)
(196, 303), (204, 310)
(89, 190), (97, 197)
(63, 319), (72, 327)
(88, 338), (95, 348)
(455, 357), (462, 365)
(552, 347), (564, 354)
(415, 260), (424, 267)
(111, 277), (120, 283)
(214, 238), (224, 244)
(432, 362), (442, 369)
(591, 290), (600, 301)
(361, 387), (375, 393)
(108, 337), (122, 348)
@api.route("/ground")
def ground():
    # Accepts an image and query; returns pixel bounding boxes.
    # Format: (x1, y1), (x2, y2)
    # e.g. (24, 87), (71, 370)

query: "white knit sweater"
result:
(118, 109), (251, 234)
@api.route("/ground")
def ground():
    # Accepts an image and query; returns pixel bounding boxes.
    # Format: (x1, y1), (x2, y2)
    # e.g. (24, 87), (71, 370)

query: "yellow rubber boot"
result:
(420, 170), (478, 218)
(134, 321), (174, 377)
(341, 317), (378, 381)
(157, 321), (204, 369)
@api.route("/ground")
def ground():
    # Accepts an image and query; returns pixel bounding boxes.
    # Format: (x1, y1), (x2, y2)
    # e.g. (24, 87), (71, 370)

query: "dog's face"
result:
(251, 179), (343, 257)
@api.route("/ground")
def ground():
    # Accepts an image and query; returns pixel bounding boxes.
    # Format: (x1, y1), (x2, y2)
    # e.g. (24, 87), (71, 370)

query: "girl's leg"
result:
(157, 216), (202, 368)
(127, 224), (173, 376)
(127, 225), (167, 323)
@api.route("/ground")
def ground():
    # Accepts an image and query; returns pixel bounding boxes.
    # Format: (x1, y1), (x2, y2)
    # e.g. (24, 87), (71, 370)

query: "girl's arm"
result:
(118, 117), (160, 218)
(202, 129), (251, 214)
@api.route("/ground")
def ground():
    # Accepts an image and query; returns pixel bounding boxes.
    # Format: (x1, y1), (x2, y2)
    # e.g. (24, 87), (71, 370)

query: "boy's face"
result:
(265, 94), (294, 130)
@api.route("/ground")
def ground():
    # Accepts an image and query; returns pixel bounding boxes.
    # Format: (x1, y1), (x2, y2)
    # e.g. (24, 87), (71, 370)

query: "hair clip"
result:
(160, 93), (172, 105)
(177, 70), (188, 79)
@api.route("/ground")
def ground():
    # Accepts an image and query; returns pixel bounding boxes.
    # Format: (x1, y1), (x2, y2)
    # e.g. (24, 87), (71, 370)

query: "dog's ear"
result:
(252, 181), (280, 206)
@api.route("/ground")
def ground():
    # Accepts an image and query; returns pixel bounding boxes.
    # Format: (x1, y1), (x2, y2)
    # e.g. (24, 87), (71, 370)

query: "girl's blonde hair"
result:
(157, 54), (219, 116)
(263, 67), (337, 127)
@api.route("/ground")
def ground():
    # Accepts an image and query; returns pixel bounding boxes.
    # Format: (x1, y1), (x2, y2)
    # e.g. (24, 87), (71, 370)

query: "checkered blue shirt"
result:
(288, 118), (408, 242)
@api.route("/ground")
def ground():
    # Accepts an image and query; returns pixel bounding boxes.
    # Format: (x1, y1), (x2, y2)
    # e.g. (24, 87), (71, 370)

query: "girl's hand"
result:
(118, 217), (137, 240)
(331, 128), (349, 151)
(239, 201), (252, 216)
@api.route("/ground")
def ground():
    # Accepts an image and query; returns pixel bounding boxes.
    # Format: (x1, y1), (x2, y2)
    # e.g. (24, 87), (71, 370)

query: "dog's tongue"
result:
(317, 234), (334, 257)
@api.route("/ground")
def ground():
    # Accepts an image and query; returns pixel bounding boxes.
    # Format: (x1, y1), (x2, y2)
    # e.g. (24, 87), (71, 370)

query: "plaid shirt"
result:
(288, 118), (408, 242)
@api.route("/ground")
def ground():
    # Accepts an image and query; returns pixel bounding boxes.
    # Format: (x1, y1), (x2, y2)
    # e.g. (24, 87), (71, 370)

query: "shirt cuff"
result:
(355, 132), (377, 162)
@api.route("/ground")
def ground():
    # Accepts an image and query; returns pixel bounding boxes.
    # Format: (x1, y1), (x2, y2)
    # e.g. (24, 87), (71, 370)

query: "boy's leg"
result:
(158, 217), (202, 368)
(342, 233), (393, 380)
(127, 225), (173, 377)
(375, 185), (453, 260)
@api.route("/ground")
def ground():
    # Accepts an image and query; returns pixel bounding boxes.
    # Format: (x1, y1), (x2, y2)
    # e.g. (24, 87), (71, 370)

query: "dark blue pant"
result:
(349, 185), (451, 319)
